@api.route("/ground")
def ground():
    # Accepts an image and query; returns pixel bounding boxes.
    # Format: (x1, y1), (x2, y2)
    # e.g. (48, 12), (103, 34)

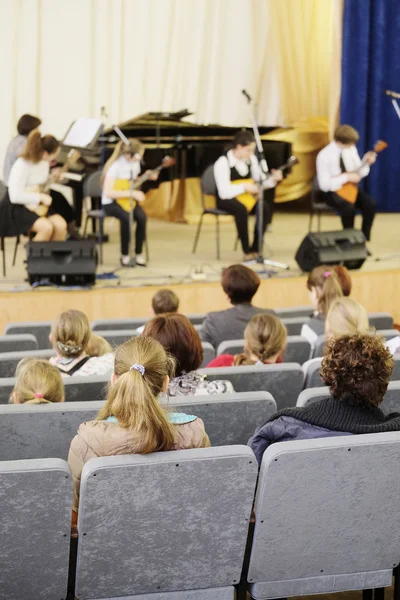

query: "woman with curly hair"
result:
(249, 333), (400, 465)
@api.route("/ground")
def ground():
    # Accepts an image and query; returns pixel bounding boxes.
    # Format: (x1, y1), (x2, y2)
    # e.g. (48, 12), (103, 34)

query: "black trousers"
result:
(216, 196), (270, 254)
(48, 190), (75, 224)
(104, 202), (147, 255)
(64, 180), (84, 226)
(323, 189), (376, 241)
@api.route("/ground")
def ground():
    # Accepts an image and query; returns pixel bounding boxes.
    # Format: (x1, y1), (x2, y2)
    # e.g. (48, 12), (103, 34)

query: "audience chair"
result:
(75, 446), (257, 599)
(92, 317), (149, 331)
(275, 306), (312, 319)
(0, 458), (72, 600)
(0, 180), (21, 277)
(201, 341), (215, 367)
(369, 313), (394, 330)
(303, 356), (400, 388)
(92, 328), (138, 347)
(297, 386), (329, 407)
(201, 364), (303, 410)
(82, 169), (149, 265)
(308, 175), (336, 232)
(313, 329), (400, 359)
(192, 164), (239, 260)
(0, 334), (38, 353)
(0, 348), (54, 378)
(281, 317), (308, 336)
(0, 392), (276, 460)
(216, 336), (312, 365)
(243, 433), (400, 600)
(5, 320), (53, 349)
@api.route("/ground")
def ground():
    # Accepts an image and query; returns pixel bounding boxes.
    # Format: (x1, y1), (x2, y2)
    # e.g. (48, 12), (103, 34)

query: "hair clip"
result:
(130, 363), (145, 376)
(34, 393), (44, 399)
(324, 271), (331, 278)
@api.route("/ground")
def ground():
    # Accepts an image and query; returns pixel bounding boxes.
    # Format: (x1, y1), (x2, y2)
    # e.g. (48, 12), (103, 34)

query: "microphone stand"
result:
(242, 90), (288, 273)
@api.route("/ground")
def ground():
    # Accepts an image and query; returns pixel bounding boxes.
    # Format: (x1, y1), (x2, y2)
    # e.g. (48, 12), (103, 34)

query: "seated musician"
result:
(213, 130), (283, 262)
(316, 124), (377, 243)
(0, 131), (77, 241)
(102, 139), (157, 268)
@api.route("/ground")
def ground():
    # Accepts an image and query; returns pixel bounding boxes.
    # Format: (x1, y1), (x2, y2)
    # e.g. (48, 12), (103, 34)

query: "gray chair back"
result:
(0, 348), (54, 378)
(201, 164), (217, 196)
(297, 381), (400, 411)
(0, 334), (38, 353)
(304, 355), (400, 389)
(313, 329), (400, 359)
(5, 321), (52, 349)
(93, 329), (138, 347)
(275, 306), (311, 319)
(217, 336), (311, 365)
(281, 317), (307, 335)
(201, 341), (215, 367)
(0, 392), (276, 460)
(0, 458), (72, 600)
(92, 318), (148, 331)
(200, 364), (303, 410)
(247, 433), (400, 598)
(297, 386), (329, 407)
(369, 312), (394, 330)
(83, 169), (102, 198)
(76, 446), (257, 598)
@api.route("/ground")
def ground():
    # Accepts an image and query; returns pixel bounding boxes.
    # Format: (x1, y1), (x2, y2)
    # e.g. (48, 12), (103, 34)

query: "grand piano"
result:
(62, 110), (292, 222)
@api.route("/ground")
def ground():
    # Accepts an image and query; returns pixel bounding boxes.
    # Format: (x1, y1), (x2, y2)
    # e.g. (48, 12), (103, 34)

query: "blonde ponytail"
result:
(11, 359), (64, 404)
(233, 313), (287, 365)
(22, 130), (59, 164)
(307, 265), (343, 317)
(97, 336), (176, 453)
(103, 138), (145, 178)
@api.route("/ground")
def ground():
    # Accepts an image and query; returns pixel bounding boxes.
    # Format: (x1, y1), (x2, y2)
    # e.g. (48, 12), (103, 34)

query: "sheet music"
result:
(63, 118), (102, 148)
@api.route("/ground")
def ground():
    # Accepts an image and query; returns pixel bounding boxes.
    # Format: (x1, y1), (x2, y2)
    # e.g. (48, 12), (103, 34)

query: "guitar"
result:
(114, 156), (176, 213)
(232, 155), (299, 212)
(26, 149), (81, 216)
(336, 140), (388, 204)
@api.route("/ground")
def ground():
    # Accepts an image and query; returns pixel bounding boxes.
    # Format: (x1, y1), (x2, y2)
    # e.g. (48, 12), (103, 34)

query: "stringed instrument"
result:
(26, 149), (81, 216)
(232, 155), (299, 212)
(336, 140), (388, 204)
(114, 156), (176, 213)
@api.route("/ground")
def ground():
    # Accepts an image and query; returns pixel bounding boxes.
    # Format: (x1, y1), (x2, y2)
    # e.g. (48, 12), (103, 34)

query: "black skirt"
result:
(0, 191), (39, 237)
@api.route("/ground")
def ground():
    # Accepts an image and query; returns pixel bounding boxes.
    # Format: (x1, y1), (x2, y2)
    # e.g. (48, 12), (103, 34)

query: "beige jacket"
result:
(68, 415), (210, 512)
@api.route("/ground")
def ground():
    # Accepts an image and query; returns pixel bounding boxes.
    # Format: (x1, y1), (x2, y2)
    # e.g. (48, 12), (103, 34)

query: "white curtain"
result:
(0, 0), (341, 170)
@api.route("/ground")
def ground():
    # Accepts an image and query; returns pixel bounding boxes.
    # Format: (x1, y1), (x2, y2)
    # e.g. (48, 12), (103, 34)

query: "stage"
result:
(0, 210), (399, 333)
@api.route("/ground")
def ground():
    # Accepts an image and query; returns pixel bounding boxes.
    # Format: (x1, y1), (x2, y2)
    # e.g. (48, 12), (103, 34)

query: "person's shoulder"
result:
(317, 141), (334, 159)
(252, 306), (276, 315)
(172, 413), (209, 449)
(204, 307), (230, 321)
(214, 154), (229, 168)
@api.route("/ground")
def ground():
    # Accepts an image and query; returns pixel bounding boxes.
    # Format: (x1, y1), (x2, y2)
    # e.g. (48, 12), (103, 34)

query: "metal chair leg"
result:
(83, 215), (89, 237)
(1, 237), (5, 277)
(145, 239), (149, 263)
(12, 236), (20, 266)
(98, 216), (104, 265)
(192, 213), (204, 254)
(216, 215), (220, 260)
(317, 210), (321, 232)
(234, 235), (239, 251)
(308, 209), (313, 232)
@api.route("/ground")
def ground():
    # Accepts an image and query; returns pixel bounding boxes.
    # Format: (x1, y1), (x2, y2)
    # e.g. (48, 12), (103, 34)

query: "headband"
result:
(130, 363), (145, 376)
(57, 341), (83, 355)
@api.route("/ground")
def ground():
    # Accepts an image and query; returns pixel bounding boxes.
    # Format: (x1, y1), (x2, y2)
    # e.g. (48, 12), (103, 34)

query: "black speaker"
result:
(295, 229), (367, 272)
(26, 240), (97, 286)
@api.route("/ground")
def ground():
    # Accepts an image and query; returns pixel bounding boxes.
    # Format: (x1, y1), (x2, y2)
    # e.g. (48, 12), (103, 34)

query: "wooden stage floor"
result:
(0, 211), (399, 333)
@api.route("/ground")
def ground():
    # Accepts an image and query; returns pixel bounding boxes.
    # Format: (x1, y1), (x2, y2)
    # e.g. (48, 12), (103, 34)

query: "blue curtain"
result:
(340, 0), (400, 212)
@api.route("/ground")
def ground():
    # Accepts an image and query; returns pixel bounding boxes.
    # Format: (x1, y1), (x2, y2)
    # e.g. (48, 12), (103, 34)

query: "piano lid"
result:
(109, 109), (194, 131)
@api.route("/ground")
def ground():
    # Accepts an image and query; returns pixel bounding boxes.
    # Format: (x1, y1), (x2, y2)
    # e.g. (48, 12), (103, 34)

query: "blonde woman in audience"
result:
(325, 298), (370, 339)
(301, 266), (343, 341)
(50, 309), (114, 376)
(143, 313), (234, 396)
(206, 314), (287, 367)
(10, 358), (64, 404)
(68, 336), (210, 515)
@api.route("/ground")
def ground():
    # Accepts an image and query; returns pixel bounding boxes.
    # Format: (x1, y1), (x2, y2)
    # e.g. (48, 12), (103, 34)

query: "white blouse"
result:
(213, 149), (276, 200)
(102, 156), (141, 205)
(8, 158), (49, 207)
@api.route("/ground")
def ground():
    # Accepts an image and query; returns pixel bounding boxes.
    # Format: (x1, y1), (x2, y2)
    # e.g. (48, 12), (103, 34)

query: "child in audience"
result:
(50, 309), (114, 376)
(68, 336), (210, 514)
(249, 333), (400, 465)
(143, 313), (234, 396)
(87, 333), (112, 357)
(206, 314), (287, 367)
(10, 358), (64, 404)
(301, 266), (343, 341)
(136, 288), (180, 333)
(325, 298), (370, 339)
(331, 265), (352, 296)
(199, 264), (275, 349)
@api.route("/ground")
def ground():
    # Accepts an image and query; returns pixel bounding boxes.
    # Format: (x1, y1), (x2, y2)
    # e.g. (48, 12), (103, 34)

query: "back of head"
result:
(97, 336), (176, 452)
(142, 313), (203, 376)
(51, 309), (91, 358)
(222, 264), (260, 305)
(21, 130), (59, 163)
(321, 333), (393, 407)
(87, 333), (112, 357)
(152, 289), (180, 315)
(333, 124), (359, 145)
(326, 297), (369, 338)
(233, 130), (255, 148)
(103, 138), (144, 176)
(307, 265), (343, 316)
(235, 313), (287, 365)
(12, 359), (64, 404)
(17, 114), (42, 136)
(332, 265), (352, 296)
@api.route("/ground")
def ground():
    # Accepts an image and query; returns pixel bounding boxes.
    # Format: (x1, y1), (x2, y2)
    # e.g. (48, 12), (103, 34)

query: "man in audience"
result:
(249, 333), (400, 465)
(199, 264), (275, 349)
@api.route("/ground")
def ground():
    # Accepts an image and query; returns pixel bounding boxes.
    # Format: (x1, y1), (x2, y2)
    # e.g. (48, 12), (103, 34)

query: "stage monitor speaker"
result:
(26, 240), (97, 286)
(295, 229), (367, 272)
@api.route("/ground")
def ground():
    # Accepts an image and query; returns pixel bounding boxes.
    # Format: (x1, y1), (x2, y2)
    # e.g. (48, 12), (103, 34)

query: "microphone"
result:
(385, 89), (400, 99)
(242, 89), (252, 102)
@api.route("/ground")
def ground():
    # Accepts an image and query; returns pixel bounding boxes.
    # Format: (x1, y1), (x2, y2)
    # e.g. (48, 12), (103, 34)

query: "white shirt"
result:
(8, 158), (49, 206)
(102, 156), (141, 205)
(213, 149), (275, 200)
(316, 141), (370, 192)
